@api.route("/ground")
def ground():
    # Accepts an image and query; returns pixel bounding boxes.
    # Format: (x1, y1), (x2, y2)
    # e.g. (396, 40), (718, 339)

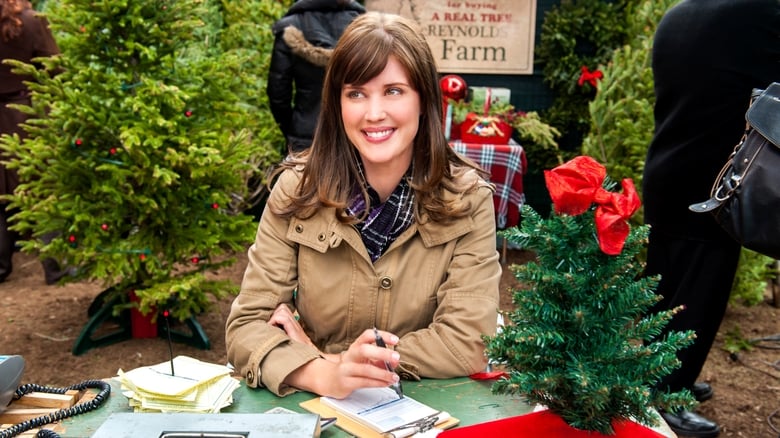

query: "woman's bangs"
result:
(341, 36), (394, 86)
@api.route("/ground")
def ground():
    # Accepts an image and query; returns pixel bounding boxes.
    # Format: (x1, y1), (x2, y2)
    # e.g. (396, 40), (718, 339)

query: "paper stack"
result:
(117, 355), (240, 413)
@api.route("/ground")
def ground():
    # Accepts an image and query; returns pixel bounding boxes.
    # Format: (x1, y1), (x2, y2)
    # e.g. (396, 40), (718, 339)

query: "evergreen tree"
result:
(486, 156), (696, 434)
(0, 0), (271, 320)
(581, 0), (679, 224)
(218, 0), (292, 216)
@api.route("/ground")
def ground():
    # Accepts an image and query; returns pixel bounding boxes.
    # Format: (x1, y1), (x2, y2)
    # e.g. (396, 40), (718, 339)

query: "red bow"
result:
(577, 65), (603, 89)
(544, 156), (641, 255)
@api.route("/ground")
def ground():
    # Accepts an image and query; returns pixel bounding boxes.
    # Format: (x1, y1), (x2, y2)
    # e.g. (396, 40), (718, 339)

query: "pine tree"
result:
(485, 156), (696, 434)
(581, 0), (679, 225)
(0, 0), (272, 321)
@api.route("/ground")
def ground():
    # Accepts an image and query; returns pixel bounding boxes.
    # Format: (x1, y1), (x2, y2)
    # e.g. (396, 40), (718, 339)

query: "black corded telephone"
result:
(0, 355), (111, 438)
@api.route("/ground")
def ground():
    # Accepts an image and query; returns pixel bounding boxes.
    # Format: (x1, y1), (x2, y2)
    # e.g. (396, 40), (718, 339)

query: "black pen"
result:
(373, 327), (404, 399)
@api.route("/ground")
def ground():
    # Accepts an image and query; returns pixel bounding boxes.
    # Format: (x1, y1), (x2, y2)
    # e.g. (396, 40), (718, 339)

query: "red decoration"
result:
(440, 75), (467, 140)
(439, 410), (664, 438)
(74, 139), (82, 146)
(191, 257), (199, 264)
(139, 254), (146, 261)
(185, 110), (193, 117)
(68, 234), (76, 243)
(211, 203), (219, 209)
(577, 66), (603, 89)
(544, 156), (640, 255)
(130, 290), (157, 339)
(109, 147), (117, 155)
(100, 224), (108, 231)
(439, 74), (467, 101)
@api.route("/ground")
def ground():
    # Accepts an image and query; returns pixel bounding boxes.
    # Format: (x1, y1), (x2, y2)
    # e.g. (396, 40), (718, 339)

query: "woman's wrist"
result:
(284, 357), (336, 395)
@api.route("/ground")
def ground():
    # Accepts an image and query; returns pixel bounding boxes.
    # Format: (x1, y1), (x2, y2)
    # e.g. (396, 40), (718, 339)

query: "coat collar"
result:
(287, 205), (476, 255)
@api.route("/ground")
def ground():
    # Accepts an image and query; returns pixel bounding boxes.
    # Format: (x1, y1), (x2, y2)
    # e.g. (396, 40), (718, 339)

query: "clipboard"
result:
(300, 397), (459, 437)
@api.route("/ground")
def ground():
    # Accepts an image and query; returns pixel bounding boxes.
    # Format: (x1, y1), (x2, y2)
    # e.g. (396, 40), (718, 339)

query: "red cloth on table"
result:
(450, 140), (526, 229)
(439, 410), (665, 437)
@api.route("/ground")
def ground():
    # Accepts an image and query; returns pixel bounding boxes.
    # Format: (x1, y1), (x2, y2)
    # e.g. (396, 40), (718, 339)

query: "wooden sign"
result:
(365, 0), (537, 75)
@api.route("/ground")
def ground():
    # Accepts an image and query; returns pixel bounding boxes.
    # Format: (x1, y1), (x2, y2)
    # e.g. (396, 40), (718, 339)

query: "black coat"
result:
(267, 0), (364, 152)
(642, 0), (780, 240)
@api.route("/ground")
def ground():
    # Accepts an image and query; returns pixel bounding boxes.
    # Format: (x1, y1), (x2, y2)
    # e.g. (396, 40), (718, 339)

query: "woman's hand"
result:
(283, 328), (402, 399)
(267, 303), (315, 347)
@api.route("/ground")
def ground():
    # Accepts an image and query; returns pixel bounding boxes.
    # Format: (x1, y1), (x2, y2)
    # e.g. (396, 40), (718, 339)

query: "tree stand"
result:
(72, 287), (210, 355)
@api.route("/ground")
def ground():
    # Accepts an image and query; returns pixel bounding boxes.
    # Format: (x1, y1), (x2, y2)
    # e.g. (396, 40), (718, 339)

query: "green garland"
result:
(537, 0), (631, 95)
(535, 0), (631, 165)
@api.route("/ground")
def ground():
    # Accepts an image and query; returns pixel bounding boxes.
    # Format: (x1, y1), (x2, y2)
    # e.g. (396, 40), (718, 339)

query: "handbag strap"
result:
(688, 84), (779, 214)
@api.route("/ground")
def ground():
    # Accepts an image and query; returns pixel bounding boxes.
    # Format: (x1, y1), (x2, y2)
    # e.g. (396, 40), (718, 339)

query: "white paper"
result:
(321, 387), (442, 433)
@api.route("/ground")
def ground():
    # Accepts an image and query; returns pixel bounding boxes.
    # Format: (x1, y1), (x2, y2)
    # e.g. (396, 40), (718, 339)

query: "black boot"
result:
(41, 231), (76, 285)
(661, 410), (720, 437)
(41, 257), (76, 285)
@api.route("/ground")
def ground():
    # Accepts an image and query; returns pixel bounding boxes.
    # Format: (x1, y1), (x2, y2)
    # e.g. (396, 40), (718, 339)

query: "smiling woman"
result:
(339, 55), (420, 200)
(224, 11), (502, 401)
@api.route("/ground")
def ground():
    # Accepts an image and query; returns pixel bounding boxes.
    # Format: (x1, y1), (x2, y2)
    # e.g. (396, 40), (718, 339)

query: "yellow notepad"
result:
(300, 387), (459, 438)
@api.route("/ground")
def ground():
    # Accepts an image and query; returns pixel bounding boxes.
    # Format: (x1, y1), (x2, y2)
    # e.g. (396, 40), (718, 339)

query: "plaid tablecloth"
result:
(450, 140), (526, 229)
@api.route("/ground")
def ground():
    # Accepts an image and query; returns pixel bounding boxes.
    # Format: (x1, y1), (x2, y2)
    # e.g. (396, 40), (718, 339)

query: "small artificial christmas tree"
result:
(485, 156), (696, 435)
(0, 0), (273, 322)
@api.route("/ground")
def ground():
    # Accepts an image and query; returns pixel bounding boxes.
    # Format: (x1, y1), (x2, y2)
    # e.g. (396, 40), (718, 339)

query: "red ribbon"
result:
(577, 65), (603, 88)
(544, 156), (640, 255)
(469, 371), (510, 380)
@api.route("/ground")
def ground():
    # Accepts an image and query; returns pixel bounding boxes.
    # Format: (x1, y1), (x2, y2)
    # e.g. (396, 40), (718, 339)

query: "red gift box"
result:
(458, 87), (512, 144)
(460, 113), (512, 144)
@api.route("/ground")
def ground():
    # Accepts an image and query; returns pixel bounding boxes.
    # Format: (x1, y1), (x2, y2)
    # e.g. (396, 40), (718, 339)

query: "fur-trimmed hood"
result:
(282, 26), (332, 68)
(273, 0), (365, 68)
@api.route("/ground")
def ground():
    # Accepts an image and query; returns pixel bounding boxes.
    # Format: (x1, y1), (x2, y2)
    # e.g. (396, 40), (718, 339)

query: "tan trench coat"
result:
(225, 167), (501, 396)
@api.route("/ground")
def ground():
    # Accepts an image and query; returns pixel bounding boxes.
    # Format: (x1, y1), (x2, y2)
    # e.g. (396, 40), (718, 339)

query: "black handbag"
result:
(689, 82), (780, 259)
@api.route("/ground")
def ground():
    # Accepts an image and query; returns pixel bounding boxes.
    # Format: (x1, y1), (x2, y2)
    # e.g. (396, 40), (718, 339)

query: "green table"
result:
(59, 377), (531, 437)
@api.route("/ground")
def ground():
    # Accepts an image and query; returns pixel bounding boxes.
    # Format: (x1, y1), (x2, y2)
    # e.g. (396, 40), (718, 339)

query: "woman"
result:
(0, 0), (62, 284)
(226, 12), (501, 399)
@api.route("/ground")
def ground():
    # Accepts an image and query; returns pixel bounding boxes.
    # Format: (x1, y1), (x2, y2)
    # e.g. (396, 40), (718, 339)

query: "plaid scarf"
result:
(346, 163), (415, 262)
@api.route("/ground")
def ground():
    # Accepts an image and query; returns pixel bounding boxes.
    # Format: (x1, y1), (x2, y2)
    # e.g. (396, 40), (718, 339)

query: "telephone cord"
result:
(0, 379), (111, 438)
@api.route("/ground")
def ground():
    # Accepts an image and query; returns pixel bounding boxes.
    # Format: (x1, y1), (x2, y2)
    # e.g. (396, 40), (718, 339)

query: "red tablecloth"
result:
(450, 140), (526, 229)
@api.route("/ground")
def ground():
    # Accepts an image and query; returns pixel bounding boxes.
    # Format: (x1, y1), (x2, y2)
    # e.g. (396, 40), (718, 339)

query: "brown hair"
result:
(271, 12), (487, 223)
(0, 0), (30, 42)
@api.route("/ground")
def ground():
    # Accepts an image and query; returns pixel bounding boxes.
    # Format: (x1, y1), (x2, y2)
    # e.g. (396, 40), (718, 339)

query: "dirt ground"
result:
(2, 249), (779, 437)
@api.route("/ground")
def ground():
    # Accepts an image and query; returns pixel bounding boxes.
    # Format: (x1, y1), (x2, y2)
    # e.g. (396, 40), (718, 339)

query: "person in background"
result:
(267, 0), (365, 153)
(0, 0), (69, 285)
(226, 12), (501, 398)
(642, 1), (780, 436)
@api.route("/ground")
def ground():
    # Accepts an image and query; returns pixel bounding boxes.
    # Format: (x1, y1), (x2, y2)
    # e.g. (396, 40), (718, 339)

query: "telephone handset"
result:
(0, 355), (111, 438)
(0, 355), (24, 415)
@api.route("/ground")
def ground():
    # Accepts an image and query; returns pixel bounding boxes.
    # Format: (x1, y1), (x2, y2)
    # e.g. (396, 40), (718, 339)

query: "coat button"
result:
(246, 370), (254, 382)
(398, 370), (415, 380)
(295, 224), (304, 233)
(380, 276), (392, 289)
(318, 233), (326, 242)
